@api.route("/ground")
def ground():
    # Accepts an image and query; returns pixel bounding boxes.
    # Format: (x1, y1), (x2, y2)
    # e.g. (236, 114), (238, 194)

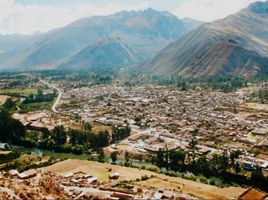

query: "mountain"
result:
(58, 37), (140, 71)
(0, 9), (201, 71)
(139, 1), (268, 77)
(0, 34), (30, 53)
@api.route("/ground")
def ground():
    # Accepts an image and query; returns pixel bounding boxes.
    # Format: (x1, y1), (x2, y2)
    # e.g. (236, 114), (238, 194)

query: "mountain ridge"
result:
(139, 1), (268, 77)
(0, 8), (201, 71)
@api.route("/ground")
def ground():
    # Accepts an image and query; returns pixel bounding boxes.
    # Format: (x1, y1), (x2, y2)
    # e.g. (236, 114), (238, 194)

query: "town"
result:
(1, 72), (268, 199)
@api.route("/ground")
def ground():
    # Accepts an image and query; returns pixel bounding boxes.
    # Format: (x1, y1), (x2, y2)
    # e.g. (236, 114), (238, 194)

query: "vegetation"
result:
(0, 109), (26, 145)
(19, 102), (52, 113)
(23, 89), (55, 104)
(111, 125), (131, 143)
(154, 148), (268, 191)
(38, 125), (110, 154)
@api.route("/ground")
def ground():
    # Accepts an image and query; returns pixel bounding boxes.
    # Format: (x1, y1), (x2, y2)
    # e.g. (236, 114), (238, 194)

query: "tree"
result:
(111, 151), (118, 163)
(209, 152), (229, 177)
(169, 150), (186, 171)
(3, 98), (16, 110)
(98, 149), (105, 163)
(189, 134), (198, 163)
(156, 148), (165, 168)
(0, 109), (26, 144)
(52, 126), (66, 146)
(84, 122), (92, 131)
(69, 129), (79, 145)
(250, 167), (266, 189)
(41, 127), (50, 140)
(98, 130), (110, 147)
(195, 156), (209, 176)
(230, 150), (241, 167)
(125, 151), (129, 163)
(35, 89), (44, 102)
(111, 125), (131, 143)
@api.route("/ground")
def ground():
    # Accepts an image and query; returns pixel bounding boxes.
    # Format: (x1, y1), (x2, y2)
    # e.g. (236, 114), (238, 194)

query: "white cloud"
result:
(0, 0), (149, 35)
(0, 0), (265, 35)
(174, 0), (265, 22)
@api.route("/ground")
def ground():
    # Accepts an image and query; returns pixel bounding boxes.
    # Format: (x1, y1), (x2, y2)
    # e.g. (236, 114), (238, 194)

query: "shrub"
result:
(72, 145), (83, 155)
(184, 173), (197, 181)
(147, 165), (158, 172)
(199, 176), (207, 184)
(141, 175), (149, 181)
(59, 144), (72, 153)
(141, 165), (146, 170)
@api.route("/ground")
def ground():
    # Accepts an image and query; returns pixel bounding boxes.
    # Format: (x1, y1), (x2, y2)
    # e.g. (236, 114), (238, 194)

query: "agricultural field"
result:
(0, 88), (37, 97)
(44, 159), (246, 200)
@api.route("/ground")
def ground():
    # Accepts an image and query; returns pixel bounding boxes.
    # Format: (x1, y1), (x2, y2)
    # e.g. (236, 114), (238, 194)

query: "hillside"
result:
(139, 1), (268, 77)
(0, 9), (201, 71)
(58, 37), (140, 71)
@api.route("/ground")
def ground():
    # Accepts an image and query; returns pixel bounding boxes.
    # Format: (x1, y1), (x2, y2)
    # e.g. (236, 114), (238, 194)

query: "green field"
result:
(0, 88), (37, 97)
(19, 102), (52, 113)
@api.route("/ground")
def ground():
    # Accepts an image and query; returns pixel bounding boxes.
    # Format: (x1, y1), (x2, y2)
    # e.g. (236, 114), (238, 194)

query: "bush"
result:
(72, 145), (83, 155)
(141, 175), (149, 181)
(59, 144), (72, 153)
(208, 177), (223, 187)
(184, 173), (197, 181)
(209, 178), (215, 185)
(19, 138), (37, 148)
(164, 170), (179, 177)
(146, 165), (158, 172)
(199, 176), (208, 184)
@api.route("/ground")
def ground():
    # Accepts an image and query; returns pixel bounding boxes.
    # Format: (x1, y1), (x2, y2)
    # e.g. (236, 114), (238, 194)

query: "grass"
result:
(0, 88), (37, 97)
(19, 102), (52, 113)
(91, 122), (113, 134)
(44, 159), (246, 200)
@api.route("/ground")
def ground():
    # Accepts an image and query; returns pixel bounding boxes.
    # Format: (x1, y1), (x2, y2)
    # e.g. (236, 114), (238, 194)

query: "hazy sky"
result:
(0, 0), (265, 35)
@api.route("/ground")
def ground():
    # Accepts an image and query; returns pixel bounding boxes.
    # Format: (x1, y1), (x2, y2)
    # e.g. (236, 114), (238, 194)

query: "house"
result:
(240, 160), (257, 170)
(9, 169), (19, 176)
(87, 177), (98, 184)
(64, 173), (73, 178)
(18, 169), (37, 179)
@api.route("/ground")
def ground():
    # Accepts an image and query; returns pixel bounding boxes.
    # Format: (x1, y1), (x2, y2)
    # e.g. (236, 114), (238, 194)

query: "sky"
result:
(0, 0), (265, 35)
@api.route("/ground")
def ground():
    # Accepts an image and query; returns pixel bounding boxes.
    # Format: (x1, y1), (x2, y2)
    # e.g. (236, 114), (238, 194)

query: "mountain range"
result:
(0, 9), (201, 71)
(139, 1), (268, 77)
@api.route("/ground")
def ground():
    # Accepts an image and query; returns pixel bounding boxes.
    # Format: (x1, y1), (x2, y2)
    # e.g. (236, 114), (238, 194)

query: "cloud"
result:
(174, 0), (265, 22)
(0, 0), (265, 34)
(0, 0), (149, 35)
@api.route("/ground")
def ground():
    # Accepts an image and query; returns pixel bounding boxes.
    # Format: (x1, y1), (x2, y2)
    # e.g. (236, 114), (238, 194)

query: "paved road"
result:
(39, 79), (62, 113)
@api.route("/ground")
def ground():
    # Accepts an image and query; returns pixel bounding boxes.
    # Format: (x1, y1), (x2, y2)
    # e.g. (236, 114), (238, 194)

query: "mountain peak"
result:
(248, 0), (268, 14)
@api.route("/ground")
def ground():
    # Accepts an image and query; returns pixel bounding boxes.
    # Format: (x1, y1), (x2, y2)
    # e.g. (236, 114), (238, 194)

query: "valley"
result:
(1, 72), (268, 199)
(1, 0), (268, 199)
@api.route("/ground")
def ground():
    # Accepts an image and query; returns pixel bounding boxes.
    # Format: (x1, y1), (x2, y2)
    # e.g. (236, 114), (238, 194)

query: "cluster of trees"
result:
(154, 148), (268, 191)
(23, 89), (55, 104)
(0, 109), (26, 144)
(39, 124), (131, 154)
(3, 98), (16, 110)
(38, 123), (110, 154)
(37, 69), (116, 86)
(156, 149), (186, 171)
(111, 125), (131, 143)
(252, 88), (268, 103)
